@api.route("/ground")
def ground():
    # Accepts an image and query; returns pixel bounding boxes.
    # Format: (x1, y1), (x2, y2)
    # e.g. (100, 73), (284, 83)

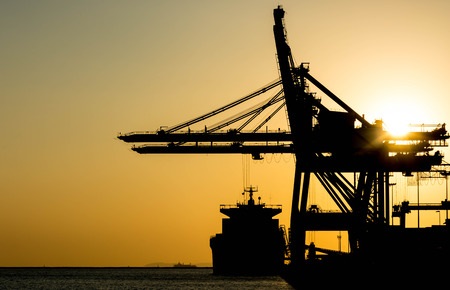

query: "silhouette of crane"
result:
(119, 5), (450, 283)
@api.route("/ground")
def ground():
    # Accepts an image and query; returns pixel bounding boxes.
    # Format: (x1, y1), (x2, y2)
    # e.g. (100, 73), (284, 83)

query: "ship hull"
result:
(210, 191), (286, 276)
(210, 229), (285, 276)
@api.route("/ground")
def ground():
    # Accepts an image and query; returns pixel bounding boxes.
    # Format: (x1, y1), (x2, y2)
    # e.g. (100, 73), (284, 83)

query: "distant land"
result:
(144, 262), (212, 268)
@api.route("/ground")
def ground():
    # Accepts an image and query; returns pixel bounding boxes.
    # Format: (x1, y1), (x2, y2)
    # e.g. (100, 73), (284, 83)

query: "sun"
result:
(376, 103), (428, 137)
(364, 84), (437, 137)
(382, 116), (411, 137)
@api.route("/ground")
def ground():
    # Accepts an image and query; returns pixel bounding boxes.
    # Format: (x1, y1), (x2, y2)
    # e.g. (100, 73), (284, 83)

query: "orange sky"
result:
(1, 0), (450, 267)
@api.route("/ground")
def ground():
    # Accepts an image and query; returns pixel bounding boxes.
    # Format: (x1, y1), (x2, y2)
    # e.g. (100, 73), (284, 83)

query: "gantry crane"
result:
(119, 5), (450, 281)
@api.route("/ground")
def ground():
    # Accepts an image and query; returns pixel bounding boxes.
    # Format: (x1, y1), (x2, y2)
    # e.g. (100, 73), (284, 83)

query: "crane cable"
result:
(166, 79), (282, 133)
(242, 155), (251, 189)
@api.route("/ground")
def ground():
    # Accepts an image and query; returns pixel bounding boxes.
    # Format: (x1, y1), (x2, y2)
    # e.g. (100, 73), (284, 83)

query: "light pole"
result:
(337, 231), (341, 252)
(440, 170), (449, 223)
(445, 173), (448, 222)
(436, 210), (441, 225)
(417, 172), (420, 228)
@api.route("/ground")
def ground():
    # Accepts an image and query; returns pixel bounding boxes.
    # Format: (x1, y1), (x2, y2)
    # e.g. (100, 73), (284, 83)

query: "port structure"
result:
(119, 6), (450, 276)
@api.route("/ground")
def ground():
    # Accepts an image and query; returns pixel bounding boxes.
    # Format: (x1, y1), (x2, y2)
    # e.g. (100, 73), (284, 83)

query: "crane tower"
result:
(118, 5), (450, 282)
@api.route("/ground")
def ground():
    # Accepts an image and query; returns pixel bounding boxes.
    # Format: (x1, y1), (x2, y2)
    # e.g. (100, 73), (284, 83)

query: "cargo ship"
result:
(209, 186), (287, 276)
(173, 262), (197, 268)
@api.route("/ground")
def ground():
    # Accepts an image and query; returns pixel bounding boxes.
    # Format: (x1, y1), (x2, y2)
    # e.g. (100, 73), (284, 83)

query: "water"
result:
(0, 267), (295, 289)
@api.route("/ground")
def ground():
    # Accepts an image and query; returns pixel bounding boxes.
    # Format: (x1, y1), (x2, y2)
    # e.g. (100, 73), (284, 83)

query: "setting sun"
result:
(382, 117), (411, 137)
(372, 94), (433, 137)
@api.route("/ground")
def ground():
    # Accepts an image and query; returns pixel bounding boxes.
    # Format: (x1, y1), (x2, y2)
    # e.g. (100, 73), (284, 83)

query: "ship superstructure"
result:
(210, 187), (286, 276)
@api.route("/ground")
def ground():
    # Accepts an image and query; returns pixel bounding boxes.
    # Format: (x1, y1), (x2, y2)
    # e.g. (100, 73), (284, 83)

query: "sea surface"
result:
(0, 267), (295, 289)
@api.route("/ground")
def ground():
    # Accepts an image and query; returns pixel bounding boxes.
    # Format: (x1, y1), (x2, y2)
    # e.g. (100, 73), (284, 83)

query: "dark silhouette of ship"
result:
(209, 186), (287, 276)
(173, 262), (197, 268)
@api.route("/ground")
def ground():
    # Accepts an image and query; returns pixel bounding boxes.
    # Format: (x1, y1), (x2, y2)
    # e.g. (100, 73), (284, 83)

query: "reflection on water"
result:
(0, 267), (295, 289)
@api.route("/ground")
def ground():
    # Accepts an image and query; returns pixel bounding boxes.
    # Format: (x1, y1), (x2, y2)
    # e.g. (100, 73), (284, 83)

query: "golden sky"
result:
(1, 0), (450, 267)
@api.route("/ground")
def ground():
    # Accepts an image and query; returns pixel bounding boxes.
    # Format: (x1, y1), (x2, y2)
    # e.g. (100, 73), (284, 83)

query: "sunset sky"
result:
(2, 0), (450, 267)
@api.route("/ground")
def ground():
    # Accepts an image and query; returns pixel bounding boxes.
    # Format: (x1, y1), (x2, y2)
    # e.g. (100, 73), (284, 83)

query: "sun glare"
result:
(377, 104), (426, 137)
(383, 118), (411, 137)
(366, 86), (434, 137)
(381, 109), (411, 137)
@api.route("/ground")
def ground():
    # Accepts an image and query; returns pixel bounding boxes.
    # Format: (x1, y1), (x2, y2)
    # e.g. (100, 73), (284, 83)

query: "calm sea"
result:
(0, 267), (295, 289)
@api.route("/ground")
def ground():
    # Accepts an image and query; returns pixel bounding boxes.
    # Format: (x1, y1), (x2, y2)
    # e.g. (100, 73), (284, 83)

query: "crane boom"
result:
(118, 5), (450, 281)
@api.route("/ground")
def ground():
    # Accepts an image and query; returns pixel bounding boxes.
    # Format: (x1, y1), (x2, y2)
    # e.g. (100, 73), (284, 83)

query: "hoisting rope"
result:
(165, 79), (282, 133)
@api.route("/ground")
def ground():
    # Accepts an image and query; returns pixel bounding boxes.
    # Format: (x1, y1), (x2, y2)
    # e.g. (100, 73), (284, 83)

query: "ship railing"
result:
(219, 204), (282, 210)
(118, 128), (289, 137)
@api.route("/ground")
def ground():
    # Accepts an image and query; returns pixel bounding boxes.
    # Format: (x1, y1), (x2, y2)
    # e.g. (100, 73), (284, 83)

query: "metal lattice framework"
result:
(119, 5), (450, 276)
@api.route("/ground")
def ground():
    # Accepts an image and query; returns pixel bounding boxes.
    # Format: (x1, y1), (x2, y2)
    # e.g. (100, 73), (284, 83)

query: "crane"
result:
(119, 5), (450, 283)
